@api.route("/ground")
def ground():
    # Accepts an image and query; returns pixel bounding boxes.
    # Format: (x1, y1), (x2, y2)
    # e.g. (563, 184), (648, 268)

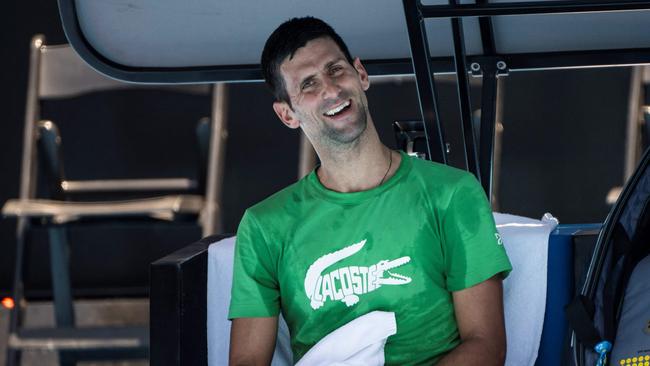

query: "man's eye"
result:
(301, 80), (315, 90)
(330, 65), (343, 75)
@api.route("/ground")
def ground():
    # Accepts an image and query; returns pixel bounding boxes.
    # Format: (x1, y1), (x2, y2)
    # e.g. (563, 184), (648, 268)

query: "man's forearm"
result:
(441, 276), (507, 366)
(435, 336), (506, 366)
(230, 317), (278, 366)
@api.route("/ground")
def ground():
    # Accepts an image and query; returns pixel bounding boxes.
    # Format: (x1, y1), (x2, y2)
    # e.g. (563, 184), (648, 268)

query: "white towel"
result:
(207, 236), (292, 366)
(295, 311), (397, 366)
(494, 212), (558, 366)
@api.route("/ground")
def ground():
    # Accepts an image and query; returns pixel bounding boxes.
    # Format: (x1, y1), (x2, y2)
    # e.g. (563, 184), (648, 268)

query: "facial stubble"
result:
(319, 95), (369, 147)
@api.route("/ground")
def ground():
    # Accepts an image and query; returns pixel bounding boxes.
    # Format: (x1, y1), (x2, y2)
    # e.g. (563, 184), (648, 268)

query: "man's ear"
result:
(273, 101), (300, 129)
(353, 57), (370, 91)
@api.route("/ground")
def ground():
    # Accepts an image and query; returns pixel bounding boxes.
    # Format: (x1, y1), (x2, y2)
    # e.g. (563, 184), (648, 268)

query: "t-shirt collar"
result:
(307, 151), (412, 203)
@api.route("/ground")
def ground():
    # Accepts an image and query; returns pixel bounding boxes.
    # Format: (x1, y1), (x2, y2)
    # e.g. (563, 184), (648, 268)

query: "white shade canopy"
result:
(60, 0), (650, 82)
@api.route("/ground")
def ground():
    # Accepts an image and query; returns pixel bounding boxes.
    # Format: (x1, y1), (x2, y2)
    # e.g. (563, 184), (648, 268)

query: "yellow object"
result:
(621, 356), (650, 366)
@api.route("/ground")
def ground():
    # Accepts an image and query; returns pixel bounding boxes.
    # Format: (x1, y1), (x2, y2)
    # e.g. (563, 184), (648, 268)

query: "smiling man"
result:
(228, 17), (512, 365)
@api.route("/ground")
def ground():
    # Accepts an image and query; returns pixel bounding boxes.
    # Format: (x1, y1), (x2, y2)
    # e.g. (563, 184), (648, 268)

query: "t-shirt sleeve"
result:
(228, 210), (281, 319)
(441, 173), (512, 292)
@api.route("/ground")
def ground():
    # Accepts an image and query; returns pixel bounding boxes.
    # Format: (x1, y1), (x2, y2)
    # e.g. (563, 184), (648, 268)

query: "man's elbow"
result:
(229, 358), (259, 366)
(487, 336), (506, 366)
(469, 335), (506, 366)
(229, 317), (278, 366)
(229, 341), (274, 366)
(228, 353), (255, 366)
(496, 341), (506, 365)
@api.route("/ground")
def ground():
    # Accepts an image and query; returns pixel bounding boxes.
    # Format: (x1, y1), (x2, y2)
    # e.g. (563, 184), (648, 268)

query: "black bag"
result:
(568, 147), (650, 366)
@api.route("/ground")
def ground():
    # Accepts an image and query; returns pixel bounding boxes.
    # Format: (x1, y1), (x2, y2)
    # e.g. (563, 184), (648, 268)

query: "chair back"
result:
(17, 35), (226, 234)
(38, 44), (210, 99)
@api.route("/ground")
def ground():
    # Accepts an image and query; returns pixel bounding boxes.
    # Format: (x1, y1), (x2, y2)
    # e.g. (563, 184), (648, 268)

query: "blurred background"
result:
(0, 1), (637, 365)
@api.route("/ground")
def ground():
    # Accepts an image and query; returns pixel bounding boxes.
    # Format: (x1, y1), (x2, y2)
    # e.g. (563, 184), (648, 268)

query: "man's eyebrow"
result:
(324, 58), (345, 69)
(297, 58), (346, 88)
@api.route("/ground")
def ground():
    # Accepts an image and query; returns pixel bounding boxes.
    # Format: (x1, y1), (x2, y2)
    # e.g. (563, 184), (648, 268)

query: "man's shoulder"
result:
(246, 174), (313, 219)
(407, 155), (476, 188)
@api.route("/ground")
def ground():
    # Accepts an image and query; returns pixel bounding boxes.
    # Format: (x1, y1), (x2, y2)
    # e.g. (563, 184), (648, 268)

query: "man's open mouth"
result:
(323, 100), (351, 117)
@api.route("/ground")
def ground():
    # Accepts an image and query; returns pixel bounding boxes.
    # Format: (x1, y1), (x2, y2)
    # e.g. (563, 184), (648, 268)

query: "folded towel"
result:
(295, 311), (397, 366)
(495, 212), (558, 366)
(207, 236), (292, 366)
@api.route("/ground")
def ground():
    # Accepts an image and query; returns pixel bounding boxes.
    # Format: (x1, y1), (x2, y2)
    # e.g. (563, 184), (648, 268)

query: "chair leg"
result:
(5, 348), (21, 366)
(48, 226), (76, 366)
(5, 219), (29, 366)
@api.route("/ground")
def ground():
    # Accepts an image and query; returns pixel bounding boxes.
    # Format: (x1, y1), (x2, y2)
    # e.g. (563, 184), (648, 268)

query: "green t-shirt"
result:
(229, 152), (512, 365)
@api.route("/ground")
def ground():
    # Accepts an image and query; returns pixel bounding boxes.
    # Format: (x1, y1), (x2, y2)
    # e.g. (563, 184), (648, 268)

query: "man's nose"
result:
(321, 76), (341, 100)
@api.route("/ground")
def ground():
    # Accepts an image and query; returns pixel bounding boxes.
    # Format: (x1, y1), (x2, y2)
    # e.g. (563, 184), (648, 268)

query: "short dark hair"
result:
(261, 17), (354, 105)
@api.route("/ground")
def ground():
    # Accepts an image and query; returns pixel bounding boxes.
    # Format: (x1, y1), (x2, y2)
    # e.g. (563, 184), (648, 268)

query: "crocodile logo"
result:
(304, 239), (412, 310)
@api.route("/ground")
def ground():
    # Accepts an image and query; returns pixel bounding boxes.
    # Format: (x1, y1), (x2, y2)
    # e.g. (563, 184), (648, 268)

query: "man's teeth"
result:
(324, 100), (350, 116)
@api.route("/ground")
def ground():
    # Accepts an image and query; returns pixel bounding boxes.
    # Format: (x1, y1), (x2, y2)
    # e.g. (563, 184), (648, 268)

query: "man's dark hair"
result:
(261, 17), (354, 106)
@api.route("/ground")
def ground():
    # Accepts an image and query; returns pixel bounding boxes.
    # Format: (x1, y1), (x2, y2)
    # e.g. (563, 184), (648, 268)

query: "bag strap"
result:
(602, 223), (636, 342)
(566, 294), (601, 349)
(567, 223), (630, 350)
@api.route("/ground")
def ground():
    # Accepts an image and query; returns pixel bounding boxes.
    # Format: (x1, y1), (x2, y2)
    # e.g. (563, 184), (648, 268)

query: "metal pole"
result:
(402, 0), (448, 164)
(501, 48), (650, 73)
(48, 226), (77, 366)
(202, 83), (228, 236)
(479, 67), (498, 201)
(6, 35), (44, 366)
(475, 0), (500, 199)
(624, 66), (643, 182)
(49, 227), (75, 328)
(420, 0), (650, 18)
(450, 0), (480, 179)
(477, 0), (496, 56)
(492, 78), (505, 211)
(18, 39), (42, 202)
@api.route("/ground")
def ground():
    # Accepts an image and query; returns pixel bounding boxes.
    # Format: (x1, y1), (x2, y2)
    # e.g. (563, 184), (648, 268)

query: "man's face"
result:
(272, 37), (371, 147)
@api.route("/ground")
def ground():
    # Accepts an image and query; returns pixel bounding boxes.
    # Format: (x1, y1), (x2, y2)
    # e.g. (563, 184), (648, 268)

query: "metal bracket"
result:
(496, 60), (509, 76)
(469, 59), (509, 78)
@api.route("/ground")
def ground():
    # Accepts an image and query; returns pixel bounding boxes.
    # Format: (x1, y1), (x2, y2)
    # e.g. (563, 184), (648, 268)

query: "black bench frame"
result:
(150, 234), (231, 365)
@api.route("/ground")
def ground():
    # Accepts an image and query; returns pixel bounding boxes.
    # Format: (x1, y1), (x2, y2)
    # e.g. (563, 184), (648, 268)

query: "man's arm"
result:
(229, 316), (278, 366)
(436, 275), (507, 366)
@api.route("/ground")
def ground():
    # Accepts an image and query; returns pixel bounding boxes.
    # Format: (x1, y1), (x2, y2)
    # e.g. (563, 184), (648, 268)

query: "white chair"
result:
(2, 35), (228, 366)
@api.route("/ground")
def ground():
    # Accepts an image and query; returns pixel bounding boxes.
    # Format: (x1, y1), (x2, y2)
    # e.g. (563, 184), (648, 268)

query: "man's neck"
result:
(315, 123), (401, 193)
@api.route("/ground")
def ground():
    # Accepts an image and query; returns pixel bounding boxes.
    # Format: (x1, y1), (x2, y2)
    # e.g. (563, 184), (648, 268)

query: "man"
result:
(229, 17), (512, 365)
